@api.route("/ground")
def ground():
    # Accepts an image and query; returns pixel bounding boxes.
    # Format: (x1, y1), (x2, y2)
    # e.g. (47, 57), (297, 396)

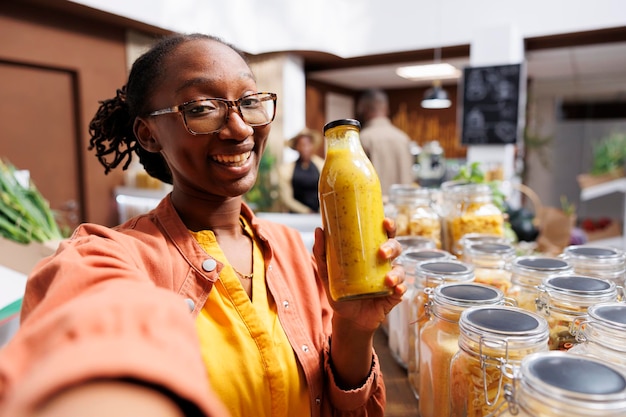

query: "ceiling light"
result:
(396, 63), (461, 81)
(421, 81), (451, 109)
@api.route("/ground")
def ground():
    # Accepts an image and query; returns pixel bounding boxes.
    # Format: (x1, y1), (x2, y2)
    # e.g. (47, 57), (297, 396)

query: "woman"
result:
(0, 34), (405, 417)
(278, 128), (325, 213)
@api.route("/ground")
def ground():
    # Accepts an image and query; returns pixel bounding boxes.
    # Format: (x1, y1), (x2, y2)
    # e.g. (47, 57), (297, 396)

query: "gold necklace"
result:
(232, 267), (253, 280)
(232, 221), (253, 280)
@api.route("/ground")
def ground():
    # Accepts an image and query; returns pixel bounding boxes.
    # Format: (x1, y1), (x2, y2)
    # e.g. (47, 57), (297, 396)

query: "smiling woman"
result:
(0, 33), (407, 417)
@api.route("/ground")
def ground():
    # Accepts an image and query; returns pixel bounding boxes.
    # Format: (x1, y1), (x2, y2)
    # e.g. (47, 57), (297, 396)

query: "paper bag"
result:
(535, 206), (574, 255)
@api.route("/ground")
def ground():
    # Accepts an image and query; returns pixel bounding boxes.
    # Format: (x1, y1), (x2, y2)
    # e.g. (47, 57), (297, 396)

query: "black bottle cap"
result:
(323, 118), (361, 133)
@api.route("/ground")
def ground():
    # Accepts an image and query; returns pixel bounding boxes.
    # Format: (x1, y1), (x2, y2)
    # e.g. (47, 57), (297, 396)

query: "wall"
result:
(0, 2), (130, 227)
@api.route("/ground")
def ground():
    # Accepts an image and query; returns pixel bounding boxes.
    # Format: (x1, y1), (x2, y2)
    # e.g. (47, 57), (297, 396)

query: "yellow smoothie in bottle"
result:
(319, 119), (392, 301)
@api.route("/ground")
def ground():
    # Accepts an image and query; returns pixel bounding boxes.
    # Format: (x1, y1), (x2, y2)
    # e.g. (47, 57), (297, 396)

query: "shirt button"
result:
(302, 345), (309, 353)
(184, 298), (195, 312)
(315, 398), (321, 406)
(202, 259), (217, 272)
(283, 300), (289, 309)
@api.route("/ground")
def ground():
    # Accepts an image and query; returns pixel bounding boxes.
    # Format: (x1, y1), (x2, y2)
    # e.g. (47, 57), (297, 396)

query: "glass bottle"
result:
(388, 184), (442, 249)
(318, 118), (392, 301)
(419, 283), (506, 417)
(449, 306), (549, 417)
(499, 351), (626, 416)
(387, 247), (452, 368)
(569, 302), (626, 369)
(561, 244), (626, 288)
(408, 259), (474, 399)
(444, 183), (505, 256)
(462, 241), (516, 295)
(508, 256), (574, 312)
(535, 275), (619, 351)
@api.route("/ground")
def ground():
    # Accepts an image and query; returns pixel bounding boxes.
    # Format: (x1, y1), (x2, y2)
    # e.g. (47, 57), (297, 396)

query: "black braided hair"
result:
(87, 33), (248, 184)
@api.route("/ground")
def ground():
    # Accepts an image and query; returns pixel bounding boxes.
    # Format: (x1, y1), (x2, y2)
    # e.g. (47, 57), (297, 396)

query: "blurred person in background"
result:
(278, 128), (324, 213)
(356, 89), (415, 198)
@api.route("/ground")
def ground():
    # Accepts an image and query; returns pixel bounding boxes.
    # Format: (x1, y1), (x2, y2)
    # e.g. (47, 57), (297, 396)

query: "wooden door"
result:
(0, 61), (82, 233)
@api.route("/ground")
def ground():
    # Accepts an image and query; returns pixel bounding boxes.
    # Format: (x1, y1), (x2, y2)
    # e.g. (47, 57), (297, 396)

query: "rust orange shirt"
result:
(0, 198), (385, 417)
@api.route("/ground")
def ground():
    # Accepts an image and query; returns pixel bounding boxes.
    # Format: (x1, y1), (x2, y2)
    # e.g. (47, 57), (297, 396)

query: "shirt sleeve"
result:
(0, 238), (230, 417)
(322, 343), (385, 415)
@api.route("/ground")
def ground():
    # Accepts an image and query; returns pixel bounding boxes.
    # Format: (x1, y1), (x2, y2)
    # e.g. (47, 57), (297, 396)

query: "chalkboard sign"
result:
(460, 63), (524, 145)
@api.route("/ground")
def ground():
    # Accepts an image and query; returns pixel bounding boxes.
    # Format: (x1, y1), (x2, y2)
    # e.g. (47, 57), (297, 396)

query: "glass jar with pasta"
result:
(569, 302), (626, 369)
(444, 183), (504, 256)
(536, 275), (619, 351)
(499, 351), (626, 416)
(419, 283), (505, 417)
(561, 244), (626, 288)
(388, 184), (442, 249)
(449, 305), (549, 417)
(462, 241), (516, 295)
(508, 256), (573, 312)
(408, 259), (474, 400)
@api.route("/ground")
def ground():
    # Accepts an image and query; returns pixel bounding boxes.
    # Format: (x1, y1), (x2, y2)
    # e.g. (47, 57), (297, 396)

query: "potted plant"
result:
(577, 132), (626, 189)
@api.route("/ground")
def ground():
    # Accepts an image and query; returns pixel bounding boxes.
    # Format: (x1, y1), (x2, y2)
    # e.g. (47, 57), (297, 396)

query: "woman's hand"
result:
(313, 218), (406, 389)
(313, 218), (406, 332)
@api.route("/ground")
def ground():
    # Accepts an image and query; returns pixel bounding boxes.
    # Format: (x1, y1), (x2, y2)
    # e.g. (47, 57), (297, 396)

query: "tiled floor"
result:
(373, 329), (419, 416)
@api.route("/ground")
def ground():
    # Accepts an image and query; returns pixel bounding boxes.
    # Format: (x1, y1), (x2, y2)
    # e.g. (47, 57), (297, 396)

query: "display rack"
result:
(579, 177), (626, 249)
(114, 186), (171, 224)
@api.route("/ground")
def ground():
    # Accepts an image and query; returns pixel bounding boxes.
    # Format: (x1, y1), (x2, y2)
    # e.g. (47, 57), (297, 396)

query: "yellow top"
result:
(191, 218), (310, 417)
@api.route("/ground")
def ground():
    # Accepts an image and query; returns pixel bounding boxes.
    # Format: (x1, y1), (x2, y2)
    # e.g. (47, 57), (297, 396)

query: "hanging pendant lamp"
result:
(421, 79), (451, 109)
(421, 46), (452, 109)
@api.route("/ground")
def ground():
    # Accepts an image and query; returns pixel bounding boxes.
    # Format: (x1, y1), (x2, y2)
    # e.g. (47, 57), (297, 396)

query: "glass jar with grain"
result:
(462, 241), (516, 295)
(508, 256), (573, 312)
(408, 259), (474, 399)
(569, 302), (626, 369)
(387, 246), (447, 368)
(388, 184), (442, 248)
(449, 306), (549, 417)
(443, 183), (505, 256)
(499, 351), (626, 416)
(561, 244), (626, 288)
(535, 275), (619, 351)
(419, 283), (505, 417)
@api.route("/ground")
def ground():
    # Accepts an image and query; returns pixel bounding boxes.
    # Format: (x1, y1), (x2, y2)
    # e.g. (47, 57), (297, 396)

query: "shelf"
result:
(579, 177), (626, 250)
(580, 177), (626, 201)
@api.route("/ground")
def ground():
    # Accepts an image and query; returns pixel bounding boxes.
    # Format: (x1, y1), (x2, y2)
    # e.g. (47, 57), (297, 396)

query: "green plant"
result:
(0, 158), (65, 244)
(244, 149), (278, 212)
(453, 162), (506, 211)
(560, 195), (576, 217)
(591, 132), (626, 175)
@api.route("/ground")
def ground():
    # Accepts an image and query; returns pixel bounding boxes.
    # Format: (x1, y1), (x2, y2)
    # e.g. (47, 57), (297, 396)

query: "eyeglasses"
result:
(148, 92), (277, 135)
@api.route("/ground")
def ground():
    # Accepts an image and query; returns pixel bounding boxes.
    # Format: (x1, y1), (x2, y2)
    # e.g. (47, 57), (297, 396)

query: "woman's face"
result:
(140, 38), (271, 199)
(295, 135), (315, 161)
